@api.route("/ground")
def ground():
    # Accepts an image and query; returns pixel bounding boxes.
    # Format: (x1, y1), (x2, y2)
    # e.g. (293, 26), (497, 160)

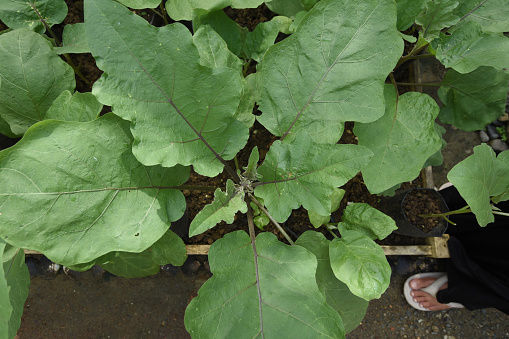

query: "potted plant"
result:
(1, 0), (508, 337)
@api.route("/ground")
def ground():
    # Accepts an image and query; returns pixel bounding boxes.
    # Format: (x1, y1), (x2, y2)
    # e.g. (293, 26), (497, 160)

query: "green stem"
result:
(30, 3), (91, 87)
(159, 3), (169, 25)
(419, 206), (472, 218)
(249, 193), (295, 245)
(395, 42), (429, 69)
(492, 211), (509, 217)
(328, 228), (339, 239)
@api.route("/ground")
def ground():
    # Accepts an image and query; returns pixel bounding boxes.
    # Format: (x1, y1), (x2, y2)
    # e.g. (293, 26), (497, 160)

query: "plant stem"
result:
(395, 42), (429, 69)
(176, 185), (217, 191)
(419, 206), (472, 218)
(29, 3), (91, 87)
(159, 3), (169, 25)
(327, 228), (339, 239)
(248, 193), (295, 245)
(492, 211), (509, 217)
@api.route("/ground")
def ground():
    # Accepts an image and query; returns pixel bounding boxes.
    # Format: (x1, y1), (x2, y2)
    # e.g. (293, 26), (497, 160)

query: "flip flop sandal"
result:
(404, 272), (464, 311)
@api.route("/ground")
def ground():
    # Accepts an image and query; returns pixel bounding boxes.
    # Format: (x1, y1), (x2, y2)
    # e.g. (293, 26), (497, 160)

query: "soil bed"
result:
(403, 189), (446, 233)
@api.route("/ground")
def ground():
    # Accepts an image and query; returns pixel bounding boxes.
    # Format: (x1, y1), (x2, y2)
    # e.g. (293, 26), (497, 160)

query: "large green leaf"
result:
(438, 67), (509, 131)
(193, 25), (243, 71)
(395, 0), (427, 31)
(454, 0), (509, 33)
(0, 0), (67, 34)
(85, 0), (249, 177)
(53, 23), (91, 55)
(415, 0), (460, 41)
(185, 231), (345, 338)
(493, 151), (509, 203)
(193, 10), (247, 57)
(296, 232), (368, 334)
(265, 0), (317, 18)
(0, 29), (75, 136)
(97, 229), (187, 278)
(0, 240), (30, 339)
(435, 22), (509, 74)
(257, 0), (403, 143)
(0, 241), (13, 339)
(189, 180), (247, 237)
(355, 87), (442, 194)
(339, 203), (397, 240)
(116, 0), (161, 9)
(308, 188), (345, 228)
(254, 137), (373, 222)
(244, 17), (292, 62)
(0, 114), (189, 266)
(447, 144), (509, 226)
(165, 0), (230, 21)
(329, 230), (391, 301)
(46, 91), (102, 122)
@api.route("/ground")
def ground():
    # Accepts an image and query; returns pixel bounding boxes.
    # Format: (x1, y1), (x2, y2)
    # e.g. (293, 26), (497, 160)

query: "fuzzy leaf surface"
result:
(355, 87), (442, 194)
(255, 138), (373, 222)
(454, 0), (509, 33)
(46, 91), (102, 122)
(339, 203), (397, 240)
(185, 231), (345, 338)
(189, 180), (247, 237)
(329, 230), (391, 301)
(0, 29), (75, 136)
(435, 22), (509, 74)
(257, 0), (403, 143)
(415, 0), (460, 41)
(0, 240), (29, 339)
(53, 23), (90, 54)
(85, 0), (249, 177)
(493, 151), (509, 203)
(0, 114), (188, 266)
(296, 231), (368, 334)
(0, 0), (67, 33)
(438, 67), (509, 131)
(447, 144), (509, 226)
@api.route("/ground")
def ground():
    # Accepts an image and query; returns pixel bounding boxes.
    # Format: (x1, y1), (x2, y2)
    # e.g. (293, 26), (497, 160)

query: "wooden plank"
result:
(381, 245), (432, 256)
(24, 244), (437, 257)
(426, 235), (450, 258)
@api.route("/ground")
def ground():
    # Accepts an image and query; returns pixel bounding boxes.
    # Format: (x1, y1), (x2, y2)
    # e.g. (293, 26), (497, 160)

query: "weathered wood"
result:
(24, 244), (438, 257)
(426, 235), (451, 258)
(381, 245), (432, 256)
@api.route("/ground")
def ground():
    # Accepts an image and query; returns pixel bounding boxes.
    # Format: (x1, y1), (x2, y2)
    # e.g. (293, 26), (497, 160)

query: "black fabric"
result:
(434, 186), (509, 315)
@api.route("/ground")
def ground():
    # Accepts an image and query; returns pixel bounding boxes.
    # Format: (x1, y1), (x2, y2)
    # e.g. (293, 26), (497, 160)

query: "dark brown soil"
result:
(403, 189), (446, 233)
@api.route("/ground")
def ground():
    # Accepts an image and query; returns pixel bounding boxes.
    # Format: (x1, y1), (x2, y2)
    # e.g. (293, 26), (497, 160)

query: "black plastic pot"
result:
(380, 188), (449, 237)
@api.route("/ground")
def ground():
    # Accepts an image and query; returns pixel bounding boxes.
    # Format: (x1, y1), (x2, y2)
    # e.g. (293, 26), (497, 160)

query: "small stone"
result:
(490, 139), (509, 153)
(160, 264), (179, 277)
(432, 325), (439, 333)
(203, 260), (211, 274)
(487, 124), (501, 139)
(479, 130), (490, 143)
(499, 113), (509, 122)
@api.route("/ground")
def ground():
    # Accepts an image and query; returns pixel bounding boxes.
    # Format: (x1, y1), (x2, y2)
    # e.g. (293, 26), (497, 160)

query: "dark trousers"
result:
(436, 186), (509, 315)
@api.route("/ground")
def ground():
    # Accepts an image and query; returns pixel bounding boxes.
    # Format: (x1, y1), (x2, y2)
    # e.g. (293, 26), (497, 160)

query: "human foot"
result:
(409, 277), (450, 311)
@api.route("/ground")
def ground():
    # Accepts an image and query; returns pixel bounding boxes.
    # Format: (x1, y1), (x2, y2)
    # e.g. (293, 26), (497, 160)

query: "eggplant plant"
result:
(1, 0), (509, 337)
